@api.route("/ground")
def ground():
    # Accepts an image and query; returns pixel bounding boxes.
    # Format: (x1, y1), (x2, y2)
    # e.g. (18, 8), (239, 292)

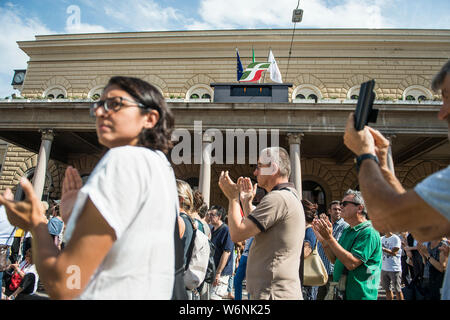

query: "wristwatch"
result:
(355, 153), (379, 173)
(9, 295), (15, 300)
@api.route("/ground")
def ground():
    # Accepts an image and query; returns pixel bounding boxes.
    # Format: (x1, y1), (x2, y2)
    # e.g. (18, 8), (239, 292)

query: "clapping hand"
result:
(218, 171), (240, 201)
(312, 217), (333, 243)
(60, 166), (82, 224)
(237, 177), (257, 204)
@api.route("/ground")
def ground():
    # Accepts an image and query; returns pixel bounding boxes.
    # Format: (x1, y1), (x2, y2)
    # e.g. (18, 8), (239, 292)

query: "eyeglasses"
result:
(207, 212), (218, 217)
(340, 200), (361, 207)
(254, 162), (271, 170)
(90, 96), (146, 116)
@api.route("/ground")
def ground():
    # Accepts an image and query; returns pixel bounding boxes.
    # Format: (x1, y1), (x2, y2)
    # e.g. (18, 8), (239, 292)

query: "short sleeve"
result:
(223, 229), (234, 252)
(68, 147), (150, 240)
(393, 236), (401, 249)
(304, 227), (317, 246)
(414, 166), (450, 221)
(248, 191), (285, 232)
(351, 229), (380, 264)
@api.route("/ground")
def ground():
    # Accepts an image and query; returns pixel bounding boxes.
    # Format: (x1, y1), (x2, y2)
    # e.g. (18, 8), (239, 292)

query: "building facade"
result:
(0, 29), (449, 210)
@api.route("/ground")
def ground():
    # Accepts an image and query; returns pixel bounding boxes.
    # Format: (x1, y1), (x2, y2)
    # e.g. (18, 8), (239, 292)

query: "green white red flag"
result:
(239, 62), (271, 82)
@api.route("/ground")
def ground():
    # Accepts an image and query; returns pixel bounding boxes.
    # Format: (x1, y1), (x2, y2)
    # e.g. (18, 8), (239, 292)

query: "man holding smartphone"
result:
(343, 59), (450, 299)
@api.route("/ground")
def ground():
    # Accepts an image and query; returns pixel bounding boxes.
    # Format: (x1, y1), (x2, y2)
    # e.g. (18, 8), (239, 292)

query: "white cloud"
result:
(65, 23), (111, 34)
(102, 0), (186, 31)
(0, 6), (54, 97)
(186, 0), (392, 30)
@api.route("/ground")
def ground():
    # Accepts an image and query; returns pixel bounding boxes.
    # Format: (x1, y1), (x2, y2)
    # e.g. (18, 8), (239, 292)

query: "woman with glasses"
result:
(0, 76), (178, 299)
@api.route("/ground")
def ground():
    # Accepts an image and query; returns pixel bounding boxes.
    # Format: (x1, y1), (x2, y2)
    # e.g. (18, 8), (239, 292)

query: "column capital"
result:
(202, 131), (214, 143)
(39, 129), (54, 142)
(287, 132), (304, 145)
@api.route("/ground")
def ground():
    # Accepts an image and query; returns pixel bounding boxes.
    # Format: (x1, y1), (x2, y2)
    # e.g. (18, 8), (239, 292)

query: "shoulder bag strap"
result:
(183, 214), (197, 271)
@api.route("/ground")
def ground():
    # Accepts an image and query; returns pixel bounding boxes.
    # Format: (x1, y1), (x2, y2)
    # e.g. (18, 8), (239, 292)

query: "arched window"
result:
(402, 85), (433, 102)
(14, 168), (52, 201)
(88, 85), (105, 100)
(347, 85), (361, 100)
(292, 85), (322, 102)
(302, 180), (326, 214)
(186, 85), (213, 102)
(43, 86), (67, 99)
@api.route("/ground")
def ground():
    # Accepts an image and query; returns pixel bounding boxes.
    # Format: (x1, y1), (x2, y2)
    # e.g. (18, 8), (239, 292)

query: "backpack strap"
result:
(182, 213), (197, 271)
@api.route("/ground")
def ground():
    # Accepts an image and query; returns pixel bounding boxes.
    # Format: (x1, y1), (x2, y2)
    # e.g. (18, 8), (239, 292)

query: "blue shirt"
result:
(415, 166), (450, 300)
(210, 223), (234, 276)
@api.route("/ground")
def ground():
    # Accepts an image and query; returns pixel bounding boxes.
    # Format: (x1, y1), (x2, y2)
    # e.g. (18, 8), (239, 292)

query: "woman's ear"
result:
(143, 110), (160, 129)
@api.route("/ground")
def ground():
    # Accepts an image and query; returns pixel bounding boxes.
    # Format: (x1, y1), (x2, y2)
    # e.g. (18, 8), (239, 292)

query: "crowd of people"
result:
(0, 59), (448, 300)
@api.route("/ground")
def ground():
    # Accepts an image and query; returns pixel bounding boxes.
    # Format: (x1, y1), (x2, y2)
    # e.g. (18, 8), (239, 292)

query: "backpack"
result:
(184, 216), (212, 290)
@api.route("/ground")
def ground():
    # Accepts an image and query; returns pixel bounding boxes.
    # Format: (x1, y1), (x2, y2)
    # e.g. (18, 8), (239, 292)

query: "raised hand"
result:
(343, 112), (376, 156)
(238, 177), (256, 204)
(312, 217), (333, 242)
(218, 171), (239, 201)
(60, 166), (82, 224)
(367, 127), (390, 170)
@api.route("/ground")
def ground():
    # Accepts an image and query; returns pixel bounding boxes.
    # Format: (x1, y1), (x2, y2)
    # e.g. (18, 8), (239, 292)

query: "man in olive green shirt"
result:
(313, 189), (382, 300)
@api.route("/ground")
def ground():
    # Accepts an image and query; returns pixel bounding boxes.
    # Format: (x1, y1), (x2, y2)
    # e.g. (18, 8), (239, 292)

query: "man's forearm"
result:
(216, 251), (231, 275)
(326, 237), (362, 271)
(320, 240), (336, 264)
(241, 199), (253, 217)
(358, 160), (443, 234)
(380, 167), (406, 194)
(227, 198), (244, 240)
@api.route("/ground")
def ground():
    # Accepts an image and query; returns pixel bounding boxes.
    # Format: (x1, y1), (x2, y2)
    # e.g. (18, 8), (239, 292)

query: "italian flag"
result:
(239, 62), (271, 82)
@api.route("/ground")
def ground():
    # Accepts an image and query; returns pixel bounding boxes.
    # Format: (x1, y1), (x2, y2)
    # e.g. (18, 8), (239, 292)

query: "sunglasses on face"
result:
(90, 96), (146, 116)
(340, 200), (361, 207)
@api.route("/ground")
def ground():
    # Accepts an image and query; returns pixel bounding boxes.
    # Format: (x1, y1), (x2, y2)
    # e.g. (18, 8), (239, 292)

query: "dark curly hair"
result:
(105, 76), (174, 154)
(301, 199), (318, 223)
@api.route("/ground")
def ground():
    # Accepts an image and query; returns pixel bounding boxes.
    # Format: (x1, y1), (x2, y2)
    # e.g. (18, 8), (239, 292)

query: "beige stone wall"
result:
(0, 145), (65, 199)
(20, 58), (445, 101)
(17, 29), (449, 101)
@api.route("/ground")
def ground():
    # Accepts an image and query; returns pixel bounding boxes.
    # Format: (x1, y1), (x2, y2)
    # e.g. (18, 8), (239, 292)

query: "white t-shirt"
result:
(381, 234), (402, 272)
(64, 146), (178, 299)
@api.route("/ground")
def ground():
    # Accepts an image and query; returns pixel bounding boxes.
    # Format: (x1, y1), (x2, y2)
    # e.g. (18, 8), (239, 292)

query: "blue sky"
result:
(1, 0), (450, 97)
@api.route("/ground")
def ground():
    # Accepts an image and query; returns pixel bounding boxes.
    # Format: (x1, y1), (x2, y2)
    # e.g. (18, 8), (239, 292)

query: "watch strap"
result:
(355, 153), (379, 173)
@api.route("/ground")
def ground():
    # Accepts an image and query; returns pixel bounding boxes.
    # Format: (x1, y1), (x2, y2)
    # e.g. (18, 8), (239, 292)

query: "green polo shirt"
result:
(332, 221), (382, 300)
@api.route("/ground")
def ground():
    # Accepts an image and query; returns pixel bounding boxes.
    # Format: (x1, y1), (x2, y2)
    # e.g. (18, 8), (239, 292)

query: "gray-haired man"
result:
(218, 147), (305, 300)
(343, 59), (450, 299)
(313, 189), (382, 300)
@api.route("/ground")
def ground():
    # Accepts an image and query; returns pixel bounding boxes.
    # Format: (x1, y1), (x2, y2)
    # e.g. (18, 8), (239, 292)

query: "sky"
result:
(0, 0), (450, 98)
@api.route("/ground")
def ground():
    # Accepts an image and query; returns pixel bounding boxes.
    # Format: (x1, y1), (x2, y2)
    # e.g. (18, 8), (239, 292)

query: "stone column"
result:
(32, 129), (54, 201)
(386, 134), (396, 174)
(287, 133), (303, 198)
(199, 133), (212, 207)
